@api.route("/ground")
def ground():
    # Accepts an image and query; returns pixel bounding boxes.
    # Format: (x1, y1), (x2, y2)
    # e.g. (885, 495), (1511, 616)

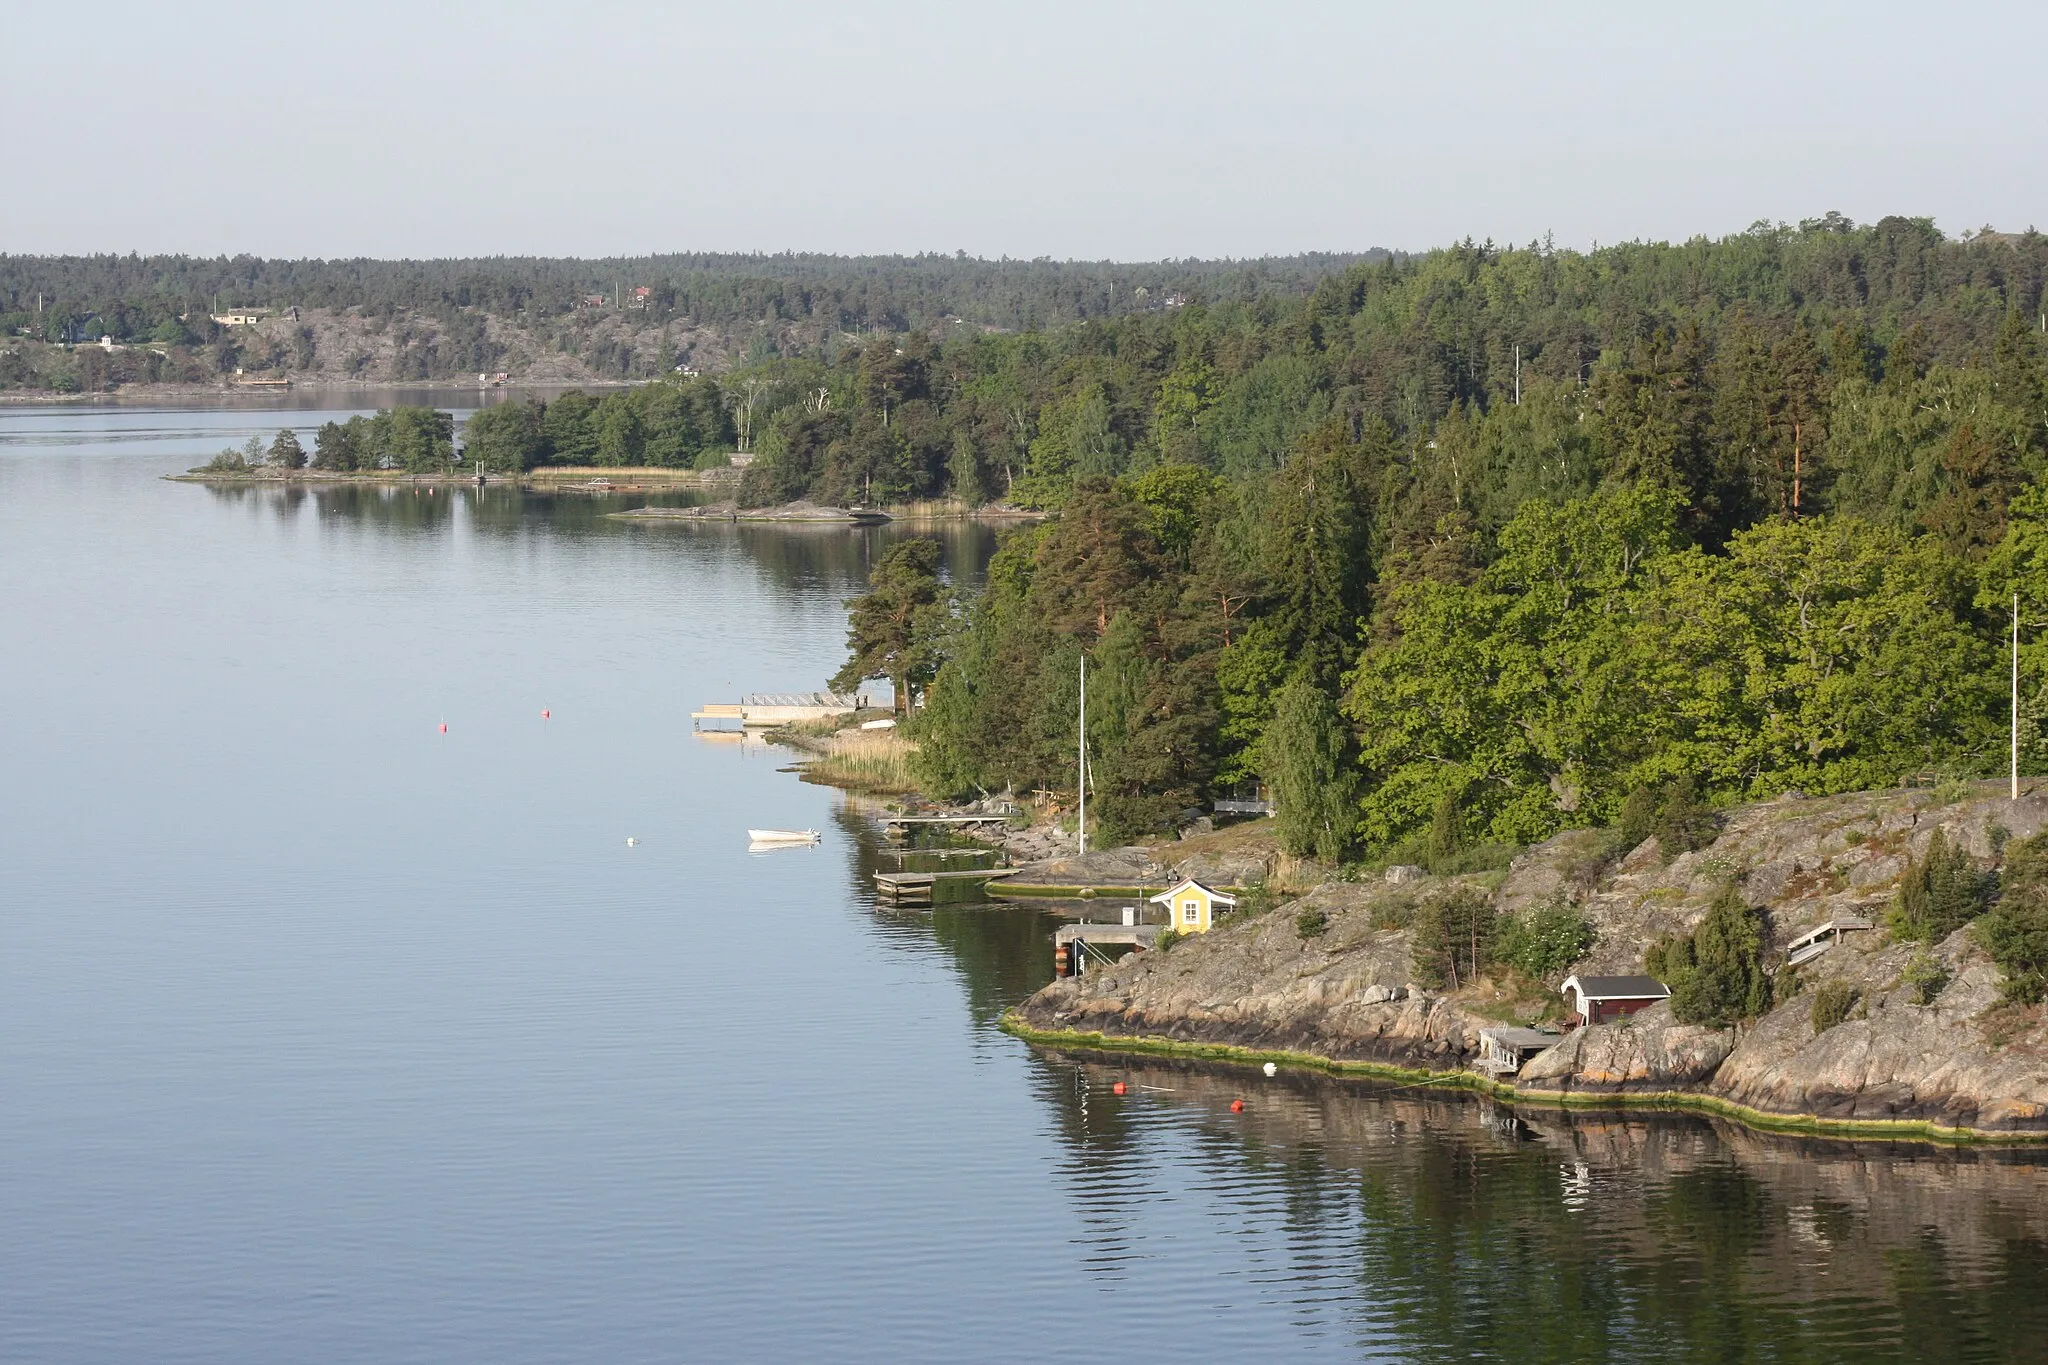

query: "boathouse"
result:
(1560, 975), (1670, 1027)
(1149, 878), (1236, 934)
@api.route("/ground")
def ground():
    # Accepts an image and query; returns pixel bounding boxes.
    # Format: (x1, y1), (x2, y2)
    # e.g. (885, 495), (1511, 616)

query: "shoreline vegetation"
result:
(766, 716), (922, 794)
(169, 463), (733, 488)
(168, 459), (1047, 522)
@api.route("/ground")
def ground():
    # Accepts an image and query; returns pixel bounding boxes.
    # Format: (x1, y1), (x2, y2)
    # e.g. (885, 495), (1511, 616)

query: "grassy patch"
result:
(797, 729), (920, 794)
(1458, 972), (1565, 1026)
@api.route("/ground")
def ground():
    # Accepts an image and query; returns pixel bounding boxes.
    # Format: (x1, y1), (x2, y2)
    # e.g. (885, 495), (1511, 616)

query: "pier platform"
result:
(692, 691), (866, 728)
(872, 868), (1016, 907)
(1054, 922), (1163, 977)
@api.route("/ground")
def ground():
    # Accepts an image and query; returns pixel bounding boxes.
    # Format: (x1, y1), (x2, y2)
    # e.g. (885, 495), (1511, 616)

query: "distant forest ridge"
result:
(0, 250), (1388, 335)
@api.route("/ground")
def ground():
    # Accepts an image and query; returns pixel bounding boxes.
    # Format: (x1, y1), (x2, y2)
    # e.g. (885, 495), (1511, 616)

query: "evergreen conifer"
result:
(1887, 828), (1989, 943)
(1668, 885), (1772, 1027)
(1260, 678), (1356, 864)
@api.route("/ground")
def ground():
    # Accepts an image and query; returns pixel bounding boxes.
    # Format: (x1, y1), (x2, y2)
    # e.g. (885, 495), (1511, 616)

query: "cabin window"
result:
(1183, 900), (1199, 923)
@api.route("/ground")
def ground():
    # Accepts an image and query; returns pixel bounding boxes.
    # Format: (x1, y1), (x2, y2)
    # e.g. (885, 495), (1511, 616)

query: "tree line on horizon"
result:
(0, 250), (1375, 390)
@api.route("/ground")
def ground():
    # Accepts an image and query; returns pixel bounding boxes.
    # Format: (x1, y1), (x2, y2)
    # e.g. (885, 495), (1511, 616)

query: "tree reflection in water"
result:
(1019, 1051), (2048, 1363)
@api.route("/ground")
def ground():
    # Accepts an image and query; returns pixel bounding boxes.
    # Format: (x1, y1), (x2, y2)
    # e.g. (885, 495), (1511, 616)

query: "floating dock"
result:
(872, 868), (1017, 907)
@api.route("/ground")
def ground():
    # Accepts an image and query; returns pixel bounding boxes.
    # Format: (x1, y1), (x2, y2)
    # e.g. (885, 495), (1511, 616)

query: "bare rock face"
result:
(1015, 780), (2048, 1135)
(1570, 786), (2048, 975)
(1517, 1003), (1736, 1091)
(1703, 935), (2048, 1132)
(1171, 851), (1271, 888)
(1010, 846), (1166, 885)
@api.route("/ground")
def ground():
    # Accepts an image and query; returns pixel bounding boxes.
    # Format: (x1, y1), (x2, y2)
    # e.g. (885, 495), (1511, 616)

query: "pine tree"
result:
(1614, 786), (1658, 852)
(1410, 887), (1498, 990)
(1259, 678), (1356, 863)
(1425, 789), (1464, 872)
(267, 428), (306, 470)
(1976, 831), (2048, 1003)
(1668, 885), (1772, 1027)
(1653, 776), (1717, 854)
(1262, 421), (1371, 690)
(1593, 324), (1716, 536)
(1887, 827), (1989, 942)
(1086, 610), (1169, 842)
(1992, 308), (2047, 440)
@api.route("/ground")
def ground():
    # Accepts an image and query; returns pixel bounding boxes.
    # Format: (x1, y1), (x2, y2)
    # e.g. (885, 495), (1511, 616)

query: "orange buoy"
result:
(1112, 1082), (1126, 1095)
(1230, 1099), (1245, 1113)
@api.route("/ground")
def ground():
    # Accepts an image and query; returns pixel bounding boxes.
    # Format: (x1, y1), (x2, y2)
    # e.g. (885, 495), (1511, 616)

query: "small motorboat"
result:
(748, 828), (820, 845)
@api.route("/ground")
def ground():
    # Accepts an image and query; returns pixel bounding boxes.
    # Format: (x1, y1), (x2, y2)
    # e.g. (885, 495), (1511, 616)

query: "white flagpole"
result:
(2014, 591), (2021, 801)
(1078, 655), (1088, 855)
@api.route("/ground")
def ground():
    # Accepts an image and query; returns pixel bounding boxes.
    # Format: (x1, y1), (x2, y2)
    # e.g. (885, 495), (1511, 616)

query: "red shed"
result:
(1562, 974), (1670, 1027)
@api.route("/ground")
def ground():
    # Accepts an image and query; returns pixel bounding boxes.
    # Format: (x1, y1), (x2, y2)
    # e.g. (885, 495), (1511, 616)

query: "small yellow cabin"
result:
(1149, 878), (1237, 934)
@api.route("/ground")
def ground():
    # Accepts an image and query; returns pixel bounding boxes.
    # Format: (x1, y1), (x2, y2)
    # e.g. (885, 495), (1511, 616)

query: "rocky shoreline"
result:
(165, 466), (733, 491)
(609, 500), (888, 524)
(1007, 783), (2048, 1142)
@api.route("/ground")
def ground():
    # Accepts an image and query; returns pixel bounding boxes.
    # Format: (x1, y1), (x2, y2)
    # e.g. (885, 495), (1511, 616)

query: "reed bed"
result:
(800, 728), (920, 794)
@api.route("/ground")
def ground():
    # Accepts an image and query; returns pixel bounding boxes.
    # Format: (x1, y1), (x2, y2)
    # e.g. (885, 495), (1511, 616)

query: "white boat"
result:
(747, 828), (820, 845)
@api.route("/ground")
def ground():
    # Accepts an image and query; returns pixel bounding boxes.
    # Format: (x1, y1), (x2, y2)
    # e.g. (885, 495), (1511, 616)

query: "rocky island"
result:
(1007, 783), (2048, 1142)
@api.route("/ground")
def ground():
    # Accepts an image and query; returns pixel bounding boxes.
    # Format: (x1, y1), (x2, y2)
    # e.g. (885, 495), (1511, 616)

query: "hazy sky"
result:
(5, 0), (2043, 260)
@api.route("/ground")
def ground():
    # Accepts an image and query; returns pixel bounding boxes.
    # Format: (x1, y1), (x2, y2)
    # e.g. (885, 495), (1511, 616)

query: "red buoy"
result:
(542, 709), (551, 720)
(439, 722), (448, 734)
(1230, 1099), (1245, 1113)
(1112, 1081), (1126, 1095)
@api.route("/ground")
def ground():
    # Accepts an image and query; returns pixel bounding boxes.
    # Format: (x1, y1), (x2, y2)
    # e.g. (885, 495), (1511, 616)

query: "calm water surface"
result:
(4, 400), (2046, 1363)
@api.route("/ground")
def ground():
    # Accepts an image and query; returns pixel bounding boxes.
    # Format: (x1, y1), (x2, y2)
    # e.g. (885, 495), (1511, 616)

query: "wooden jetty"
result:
(872, 867), (1016, 907)
(1054, 921), (1162, 977)
(692, 691), (866, 729)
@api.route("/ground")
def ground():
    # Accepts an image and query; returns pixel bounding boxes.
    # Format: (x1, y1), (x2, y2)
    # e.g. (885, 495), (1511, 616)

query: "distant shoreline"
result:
(0, 379), (635, 407)
(165, 465), (735, 491)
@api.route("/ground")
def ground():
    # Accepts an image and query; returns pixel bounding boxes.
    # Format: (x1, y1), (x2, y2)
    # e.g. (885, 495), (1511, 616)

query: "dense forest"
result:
(794, 215), (2048, 863)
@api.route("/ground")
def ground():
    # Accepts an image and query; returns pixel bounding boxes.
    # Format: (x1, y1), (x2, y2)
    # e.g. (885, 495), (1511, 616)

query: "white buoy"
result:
(626, 837), (638, 846)
(1262, 1062), (1277, 1077)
